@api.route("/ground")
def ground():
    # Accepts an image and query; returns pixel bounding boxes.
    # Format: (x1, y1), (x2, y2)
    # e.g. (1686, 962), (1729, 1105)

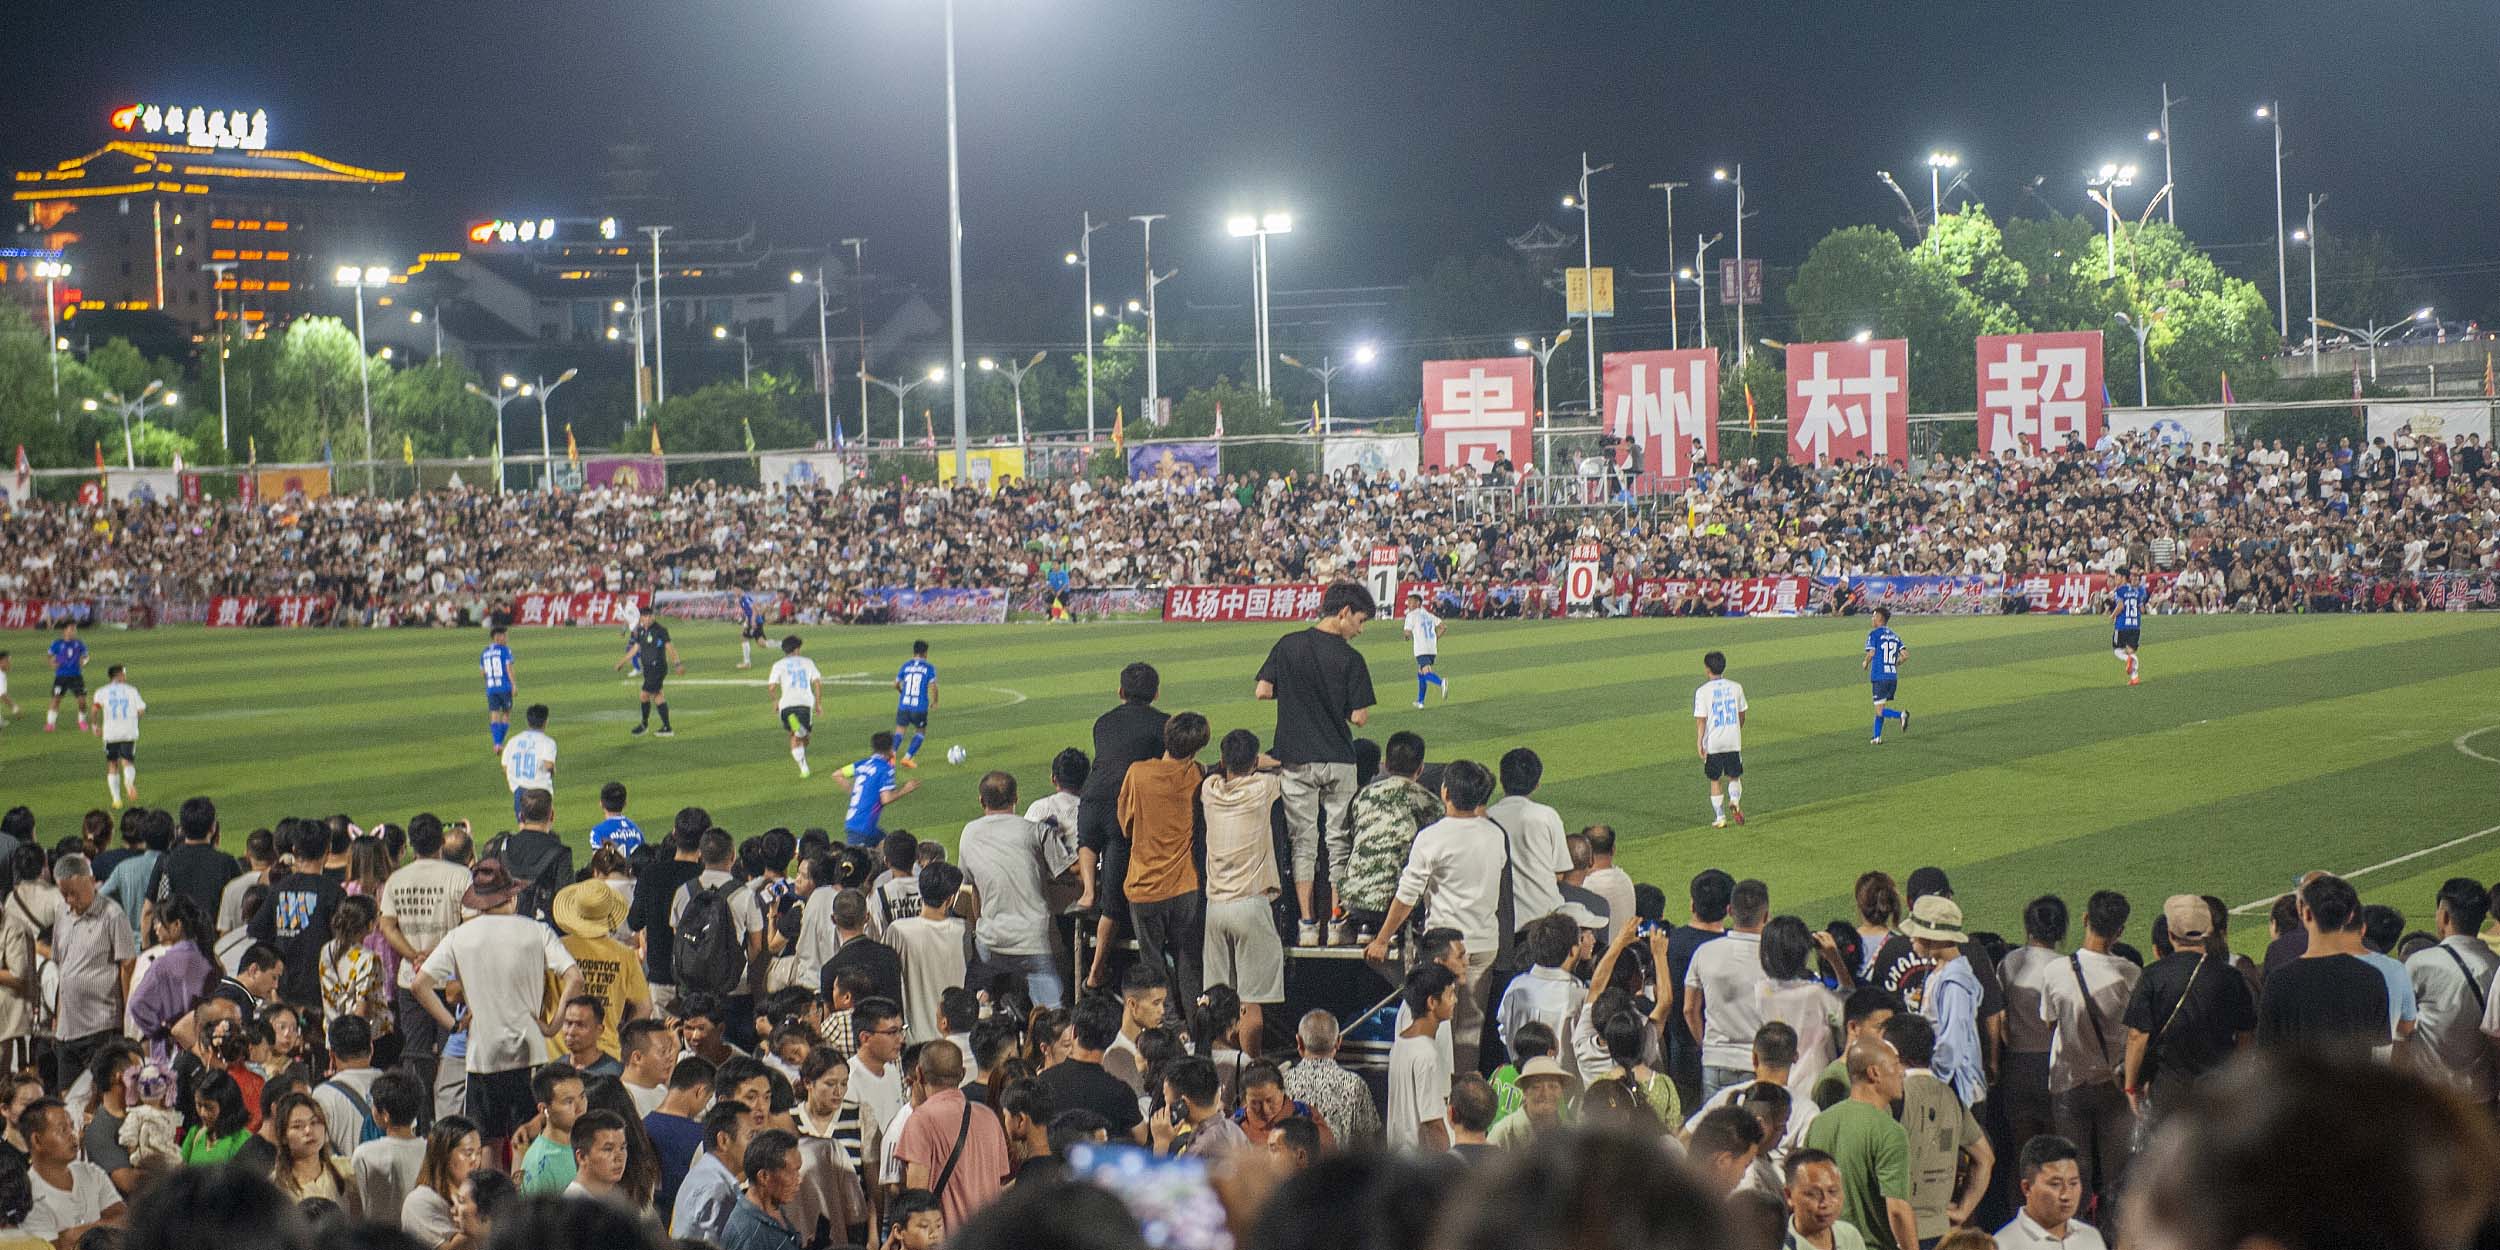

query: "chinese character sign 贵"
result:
(1786, 340), (1909, 465)
(1421, 358), (1535, 472)
(1605, 349), (1719, 486)
(1979, 332), (2104, 457)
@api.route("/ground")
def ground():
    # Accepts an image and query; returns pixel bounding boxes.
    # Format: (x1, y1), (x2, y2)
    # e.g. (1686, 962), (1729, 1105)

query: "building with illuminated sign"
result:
(6, 104), (403, 334)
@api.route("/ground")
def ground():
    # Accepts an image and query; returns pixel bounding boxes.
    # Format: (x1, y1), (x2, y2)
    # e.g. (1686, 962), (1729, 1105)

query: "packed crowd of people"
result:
(1, 426), (2492, 622)
(0, 578), (2494, 1250)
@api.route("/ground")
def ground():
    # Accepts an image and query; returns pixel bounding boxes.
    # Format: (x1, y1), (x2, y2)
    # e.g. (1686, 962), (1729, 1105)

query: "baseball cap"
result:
(2164, 894), (2214, 943)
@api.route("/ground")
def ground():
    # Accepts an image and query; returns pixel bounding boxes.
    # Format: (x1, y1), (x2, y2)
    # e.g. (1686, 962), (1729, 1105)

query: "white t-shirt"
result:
(958, 814), (1053, 958)
(1485, 795), (1569, 925)
(1405, 609), (1442, 657)
(501, 728), (558, 793)
(419, 913), (577, 1074)
(1021, 791), (1083, 886)
(769, 656), (822, 710)
(1393, 816), (1510, 953)
(378, 858), (472, 988)
(1694, 678), (1747, 754)
(95, 682), (145, 743)
(669, 870), (763, 941)
(1689, 929), (1768, 1070)
(1386, 1032), (1446, 1152)
(885, 914), (967, 1044)
(24, 1160), (117, 1242)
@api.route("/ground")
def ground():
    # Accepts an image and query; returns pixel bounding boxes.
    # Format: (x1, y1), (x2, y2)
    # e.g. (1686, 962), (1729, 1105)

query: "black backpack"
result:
(485, 830), (570, 924)
(672, 881), (745, 996)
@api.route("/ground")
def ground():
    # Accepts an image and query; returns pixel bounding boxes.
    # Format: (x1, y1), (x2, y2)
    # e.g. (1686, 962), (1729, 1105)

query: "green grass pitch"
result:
(4, 613), (2496, 955)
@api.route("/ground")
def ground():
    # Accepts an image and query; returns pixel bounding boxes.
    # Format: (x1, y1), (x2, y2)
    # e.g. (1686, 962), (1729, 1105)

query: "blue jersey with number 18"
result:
(480, 643), (514, 694)
(897, 658), (935, 714)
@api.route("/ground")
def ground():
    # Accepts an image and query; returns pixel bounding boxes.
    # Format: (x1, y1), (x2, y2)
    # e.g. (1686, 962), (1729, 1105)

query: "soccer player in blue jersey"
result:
(1862, 607), (1911, 744)
(736, 591), (766, 670)
(2109, 569), (2148, 686)
(45, 621), (89, 734)
(1402, 591), (1450, 709)
(835, 730), (920, 846)
(590, 780), (643, 853)
(480, 625), (517, 751)
(893, 640), (937, 768)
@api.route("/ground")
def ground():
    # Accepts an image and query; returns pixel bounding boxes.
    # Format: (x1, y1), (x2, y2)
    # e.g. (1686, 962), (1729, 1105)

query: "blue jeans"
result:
(1702, 1064), (1752, 1105)
(980, 947), (1066, 1010)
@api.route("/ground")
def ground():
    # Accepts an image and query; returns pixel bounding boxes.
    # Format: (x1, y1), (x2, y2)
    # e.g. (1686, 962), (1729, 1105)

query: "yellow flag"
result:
(401, 434), (415, 466)
(566, 423), (579, 463)
(1112, 405), (1125, 451)
(650, 424), (663, 456)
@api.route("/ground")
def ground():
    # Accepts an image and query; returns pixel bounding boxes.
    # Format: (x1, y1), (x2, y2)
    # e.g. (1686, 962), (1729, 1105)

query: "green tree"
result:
(1788, 225), (2009, 412)
(375, 360), (495, 458)
(625, 383), (816, 485)
(1168, 380), (1311, 478)
(265, 317), (374, 462)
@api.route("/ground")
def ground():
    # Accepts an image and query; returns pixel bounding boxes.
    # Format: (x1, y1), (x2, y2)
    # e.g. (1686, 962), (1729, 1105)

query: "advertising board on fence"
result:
(253, 466), (331, 502)
(1979, 331), (2104, 456)
(105, 469), (186, 504)
(1421, 358), (1535, 471)
(582, 457), (665, 493)
(870, 587), (1010, 624)
(1634, 576), (1817, 617)
(2108, 407), (2225, 449)
(758, 452), (850, 492)
(509, 591), (651, 626)
(0, 600), (94, 629)
(1322, 435), (1420, 478)
(1788, 339), (1909, 465)
(205, 595), (334, 627)
(1127, 442), (1220, 484)
(2009, 572), (2105, 615)
(1164, 584), (1326, 622)
(1604, 349), (1718, 486)
(2367, 402), (2490, 446)
(937, 447), (1027, 491)
(1850, 575), (2000, 615)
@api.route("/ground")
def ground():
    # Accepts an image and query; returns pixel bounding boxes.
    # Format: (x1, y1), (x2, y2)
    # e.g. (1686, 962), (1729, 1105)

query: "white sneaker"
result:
(1297, 920), (1321, 948)
(1711, 816), (1728, 829)
(1330, 918), (1354, 946)
(1414, 700), (1426, 710)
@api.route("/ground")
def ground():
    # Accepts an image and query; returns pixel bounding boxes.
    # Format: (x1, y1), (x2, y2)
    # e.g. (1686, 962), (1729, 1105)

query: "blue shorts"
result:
(896, 708), (929, 730)
(1870, 679), (1897, 703)
(1415, 654), (1437, 670)
(844, 824), (885, 848)
(486, 690), (513, 713)
(512, 787), (529, 819)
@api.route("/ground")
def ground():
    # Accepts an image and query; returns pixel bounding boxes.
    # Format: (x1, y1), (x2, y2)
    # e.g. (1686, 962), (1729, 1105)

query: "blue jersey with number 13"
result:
(2113, 585), (2147, 630)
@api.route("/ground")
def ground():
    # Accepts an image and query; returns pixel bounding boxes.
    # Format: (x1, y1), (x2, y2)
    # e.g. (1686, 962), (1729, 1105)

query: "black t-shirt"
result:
(632, 624), (673, 670)
(2257, 953), (2389, 1054)
(2260, 929), (2307, 981)
(1079, 703), (1169, 848)
(246, 870), (344, 1009)
(821, 934), (905, 1009)
(1035, 1058), (1143, 1137)
(629, 856), (708, 985)
(147, 842), (241, 922)
(2122, 952), (2258, 1096)
(1255, 628), (1375, 765)
(1665, 924), (1723, 1068)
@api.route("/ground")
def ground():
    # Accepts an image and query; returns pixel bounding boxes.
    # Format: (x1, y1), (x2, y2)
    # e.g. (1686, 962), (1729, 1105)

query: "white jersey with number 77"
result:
(1693, 678), (1747, 754)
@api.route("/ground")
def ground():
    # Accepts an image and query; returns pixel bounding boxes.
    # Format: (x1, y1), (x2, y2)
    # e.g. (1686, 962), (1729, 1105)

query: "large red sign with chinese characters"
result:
(1787, 339), (1909, 465)
(204, 595), (334, 627)
(2009, 573), (2107, 615)
(1421, 358), (1536, 472)
(1978, 332), (2104, 457)
(1604, 349), (1718, 487)
(1633, 576), (1817, 616)
(1163, 585), (1329, 623)
(509, 591), (652, 627)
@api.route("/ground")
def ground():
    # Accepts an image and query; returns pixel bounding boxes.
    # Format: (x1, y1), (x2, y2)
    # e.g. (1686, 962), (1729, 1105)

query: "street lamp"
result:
(33, 261), (68, 412)
(408, 304), (443, 359)
(1685, 230), (1723, 357)
(976, 351), (1044, 446)
(2294, 192), (2326, 371)
(1514, 328), (1574, 471)
(2256, 102), (2288, 340)
(463, 375), (532, 494)
(333, 264), (392, 492)
(792, 265), (838, 447)
(1925, 152), (1960, 236)
(2315, 308), (2432, 382)
(864, 366), (946, 446)
(200, 261), (236, 448)
(1278, 344), (1374, 435)
(714, 324), (752, 390)
(613, 269), (650, 421)
(2084, 164), (2139, 280)
(938, 0), (969, 464)
(1068, 212), (1109, 441)
(1563, 153), (1612, 423)
(2151, 83), (2181, 225)
(532, 368), (579, 489)
(2112, 310), (2163, 406)
(1226, 211), (1293, 399)
(641, 225), (672, 405)
(842, 238), (867, 449)
(1712, 164), (1753, 364)
(1132, 215), (1173, 422)
(81, 381), (175, 469)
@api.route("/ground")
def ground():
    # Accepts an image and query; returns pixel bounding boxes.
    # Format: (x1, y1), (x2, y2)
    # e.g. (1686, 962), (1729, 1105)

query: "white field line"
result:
(2228, 723), (2500, 915)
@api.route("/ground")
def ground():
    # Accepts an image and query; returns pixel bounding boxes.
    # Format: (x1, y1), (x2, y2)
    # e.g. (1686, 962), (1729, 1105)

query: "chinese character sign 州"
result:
(1420, 358), (1536, 472)
(1978, 331), (2104, 457)
(1786, 340), (1909, 465)
(1604, 349), (1719, 486)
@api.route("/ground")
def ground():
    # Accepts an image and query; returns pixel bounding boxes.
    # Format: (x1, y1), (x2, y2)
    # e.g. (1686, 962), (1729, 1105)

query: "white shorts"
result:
(1203, 896), (1286, 1004)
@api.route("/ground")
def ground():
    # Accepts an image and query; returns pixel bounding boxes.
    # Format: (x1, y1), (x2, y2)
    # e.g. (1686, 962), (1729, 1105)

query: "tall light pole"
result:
(532, 368), (578, 489)
(612, 271), (648, 422)
(1132, 214), (1168, 422)
(1686, 232), (1721, 358)
(1925, 152), (1959, 240)
(34, 261), (67, 412)
(714, 324), (752, 390)
(2294, 193), (2325, 372)
(2256, 102), (2288, 341)
(463, 375), (530, 494)
(842, 238), (867, 444)
(1513, 330), (1572, 471)
(2317, 309), (2431, 382)
(1563, 153), (1612, 427)
(81, 382), (175, 469)
(641, 226), (672, 405)
(2113, 311), (2159, 405)
(1227, 212), (1294, 399)
(201, 261), (235, 448)
(334, 264), (389, 492)
(2084, 164), (2139, 280)
(1712, 164), (1751, 365)
(2151, 83), (2181, 225)
(791, 266), (835, 445)
(865, 366), (946, 445)
(978, 351), (1045, 446)
(409, 304), (442, 359)
(1648, 181), (1686, 347)
(1279, 344), (1374, 435)
(937, 0), (970, 463)
(1066, 212), (1108, 442)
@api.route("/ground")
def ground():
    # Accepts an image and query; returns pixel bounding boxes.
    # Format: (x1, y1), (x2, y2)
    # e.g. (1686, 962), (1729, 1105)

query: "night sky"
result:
(8, 0), (2493, 346)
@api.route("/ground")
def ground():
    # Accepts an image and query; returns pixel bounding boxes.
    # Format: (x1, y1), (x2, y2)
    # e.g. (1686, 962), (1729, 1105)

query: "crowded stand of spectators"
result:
(0, 607), (2498, 1250)
(0, 427), (2492, 623)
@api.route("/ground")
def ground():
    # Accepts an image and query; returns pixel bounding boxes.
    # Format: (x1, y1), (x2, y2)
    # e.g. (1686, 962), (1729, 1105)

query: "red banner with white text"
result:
(510, 591), (652, 627)
(1633, 576), (1818, 616)
(1787, 339), (1909, 465)
(1163, 584), (1328, 623)
(1420, 357), (1536, 473)
(204, 595), (335, 628)
(1604, 348), (1719, 487)
(1979, 331), (2105, 457)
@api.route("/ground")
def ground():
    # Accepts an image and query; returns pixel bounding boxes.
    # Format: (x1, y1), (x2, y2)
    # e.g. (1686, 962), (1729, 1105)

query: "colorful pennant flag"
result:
(742, 416), (757, 456)
(650, 424), (663, 457)
(401, 434), (415, 466)
(565, 423), (579, 463)
(1213, 401), (1225, 439)
(2219, 371), (2236, 406)
(1112, 405), (1126, 452)
(1743, 382), (1758, 435)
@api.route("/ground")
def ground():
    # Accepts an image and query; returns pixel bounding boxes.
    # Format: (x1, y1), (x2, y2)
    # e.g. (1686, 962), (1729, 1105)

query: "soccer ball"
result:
(946, 744), (968, 766)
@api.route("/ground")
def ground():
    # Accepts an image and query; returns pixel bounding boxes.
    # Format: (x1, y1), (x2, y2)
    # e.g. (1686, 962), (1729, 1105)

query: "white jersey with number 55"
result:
(1693, 678), (1747, 754)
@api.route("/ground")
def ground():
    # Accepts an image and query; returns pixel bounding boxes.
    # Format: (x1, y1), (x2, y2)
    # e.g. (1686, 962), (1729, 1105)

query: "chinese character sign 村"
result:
(1786, 340), (1909, 465)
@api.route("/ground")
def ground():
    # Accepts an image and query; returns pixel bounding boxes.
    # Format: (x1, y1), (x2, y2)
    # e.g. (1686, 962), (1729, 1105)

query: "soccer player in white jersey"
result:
(1403, 591), (1450, 709)
(500, 703), (558, 820)
(96, 664), (147, 809)
(766, 635), (825, 778)
(1692, 650), (1748, 828)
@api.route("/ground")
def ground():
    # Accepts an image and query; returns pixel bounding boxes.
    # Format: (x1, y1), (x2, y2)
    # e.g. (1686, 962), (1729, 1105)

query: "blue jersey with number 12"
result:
(2113, 585), (2147, 631)
(1865, 627), (1904, 681)
(480, 643), (514, 694)
(845, 755), (897, 834)
(897, 658), (935, 714)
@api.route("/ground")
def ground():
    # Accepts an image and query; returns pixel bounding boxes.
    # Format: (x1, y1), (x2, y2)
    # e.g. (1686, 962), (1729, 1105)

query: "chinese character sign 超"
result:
(1786, 339), (1909, 465)
(1978, 331), (2104, 457)
(1420, 358), (1535, 472)
(1604, 349), (1719, 486)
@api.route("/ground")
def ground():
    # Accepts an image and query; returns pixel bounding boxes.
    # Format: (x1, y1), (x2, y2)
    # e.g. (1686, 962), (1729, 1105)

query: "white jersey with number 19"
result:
(1693, 677), (1747, 754)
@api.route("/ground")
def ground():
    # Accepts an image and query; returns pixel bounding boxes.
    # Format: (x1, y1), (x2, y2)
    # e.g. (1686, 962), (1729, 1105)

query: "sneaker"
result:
(1870, 736), (1885, 745)
(1729, 809), (1745, 826)
(798, 762), (812, 779)
(1414, 700), (1426, 710)
(109, 798), (122, 811)
(2128, 676), (2141, 686)
(1330, 918), (1354, 947)
(1439, 678), (1452, 702)
(656, 727), (675, 737)
(631, 723), (648, 735)
(41, 724), (54, 734)
(899, 755), (919, 769)
(1898, 711), (1910, 735)
(1297, 920), (1322, 948)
